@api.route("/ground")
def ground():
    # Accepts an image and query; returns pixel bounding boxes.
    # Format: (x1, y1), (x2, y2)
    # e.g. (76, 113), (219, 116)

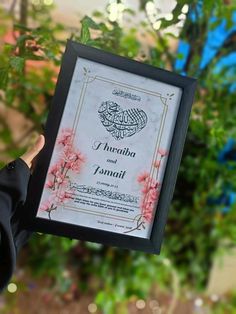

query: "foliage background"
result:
(0, 0), (236, 313)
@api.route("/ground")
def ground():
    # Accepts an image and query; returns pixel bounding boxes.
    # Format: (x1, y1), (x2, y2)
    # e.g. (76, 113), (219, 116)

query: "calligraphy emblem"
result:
(98, 101), (148, 140)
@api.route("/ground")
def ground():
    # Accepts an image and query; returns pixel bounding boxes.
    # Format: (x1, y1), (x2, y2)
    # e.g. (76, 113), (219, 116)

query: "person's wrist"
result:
(20, 135), (45, 169)
(18, 157), (31, 170)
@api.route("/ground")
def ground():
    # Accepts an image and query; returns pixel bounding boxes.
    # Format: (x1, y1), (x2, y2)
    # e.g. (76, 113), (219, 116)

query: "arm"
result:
(0, 135), (45, 292)
(0, 158), (30, 292)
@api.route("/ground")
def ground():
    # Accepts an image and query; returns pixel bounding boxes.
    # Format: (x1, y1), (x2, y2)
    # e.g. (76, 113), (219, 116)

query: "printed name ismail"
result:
(93, 165), (126, 179)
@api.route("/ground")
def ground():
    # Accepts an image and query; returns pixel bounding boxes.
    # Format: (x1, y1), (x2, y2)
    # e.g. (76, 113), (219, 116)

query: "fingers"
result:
(20, 134), (45, 169)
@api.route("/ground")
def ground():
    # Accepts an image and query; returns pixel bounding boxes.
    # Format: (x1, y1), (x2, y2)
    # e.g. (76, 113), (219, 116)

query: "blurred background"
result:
(0, 0), (236, 313)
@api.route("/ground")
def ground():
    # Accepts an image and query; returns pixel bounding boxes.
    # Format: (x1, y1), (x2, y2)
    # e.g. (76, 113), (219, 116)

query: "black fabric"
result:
(0, 158), (31, 292)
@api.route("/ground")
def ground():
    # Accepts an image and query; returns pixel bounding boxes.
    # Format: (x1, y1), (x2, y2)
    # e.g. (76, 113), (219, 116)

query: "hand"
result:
(20, 134), (45, 169)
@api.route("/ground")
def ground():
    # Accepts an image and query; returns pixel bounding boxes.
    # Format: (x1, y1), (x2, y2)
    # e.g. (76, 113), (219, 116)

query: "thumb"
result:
(20, 134), (45, 169)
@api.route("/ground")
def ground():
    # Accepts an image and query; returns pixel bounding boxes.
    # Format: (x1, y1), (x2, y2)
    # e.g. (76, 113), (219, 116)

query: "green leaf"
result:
(9, 56), (25, 73)
(92, 10), (104, 18)
(3, 44), (14, 55)
(81, 15), (100, 30)
(16, 34), (34, 45)
(13, 23), (32, 32)
(80, 19), (91, 44)
(0, 67), (9, 89)
(95, 291), (106, 304)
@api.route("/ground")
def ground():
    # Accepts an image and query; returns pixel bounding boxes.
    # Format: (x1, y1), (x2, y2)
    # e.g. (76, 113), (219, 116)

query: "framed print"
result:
(23, 40), (197, 254)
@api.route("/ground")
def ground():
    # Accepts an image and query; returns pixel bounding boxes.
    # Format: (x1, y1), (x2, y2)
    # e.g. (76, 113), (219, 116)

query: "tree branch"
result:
(9, 0), (18, 15)
(144, 9), (174, 69)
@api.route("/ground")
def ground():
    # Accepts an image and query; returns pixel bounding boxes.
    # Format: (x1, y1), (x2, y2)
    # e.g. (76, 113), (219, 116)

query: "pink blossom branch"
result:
(40, 128), (85, 218)
(126, 149), (168, 234)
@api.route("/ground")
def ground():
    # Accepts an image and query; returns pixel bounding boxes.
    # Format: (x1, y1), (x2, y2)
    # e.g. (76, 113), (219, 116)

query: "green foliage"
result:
(0, 5), (63, 160)
(9, 56), (25, 73)
(0, 1), (236, 313)
(28, 234), (77, 279)
(210, 291), (236, 314)
(80, 17), (91, 44)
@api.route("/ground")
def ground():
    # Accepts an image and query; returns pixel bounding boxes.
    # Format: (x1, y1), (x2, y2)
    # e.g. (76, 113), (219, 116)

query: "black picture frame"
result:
(23, 40), (197, 254)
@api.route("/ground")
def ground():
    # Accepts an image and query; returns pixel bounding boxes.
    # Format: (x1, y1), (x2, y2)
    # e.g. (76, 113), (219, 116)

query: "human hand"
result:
(20, 134), (45, 169)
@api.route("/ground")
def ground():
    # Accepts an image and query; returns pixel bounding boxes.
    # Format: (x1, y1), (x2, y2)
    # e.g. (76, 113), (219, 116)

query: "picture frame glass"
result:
(36, 56), (183, 239)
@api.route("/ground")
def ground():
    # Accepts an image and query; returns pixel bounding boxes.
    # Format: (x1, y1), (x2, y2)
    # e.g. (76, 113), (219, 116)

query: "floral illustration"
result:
(124, 148), (168, 234)
(39, 128), (85, 219)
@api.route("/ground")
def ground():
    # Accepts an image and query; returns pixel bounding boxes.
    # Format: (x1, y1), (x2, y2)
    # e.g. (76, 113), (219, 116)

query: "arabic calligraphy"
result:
(68, 183), (139, 204)
(98, 101), (148, 140)
(112, 89), (141, 101)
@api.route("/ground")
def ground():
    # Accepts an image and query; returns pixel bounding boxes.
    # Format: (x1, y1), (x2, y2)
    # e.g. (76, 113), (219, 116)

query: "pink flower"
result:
(158, 148), (168, 157)
(153, 160), (161, 168)
(57, 128), (74, 146)
(137, 172), (149, 183)
(62, 148), (85, 172)
(63, 146), (75, 161)
(46, 180), (54, 189)
(141, 201), (154, 222)
(147, 187), (159, 202)
(137, 170), (161, 223)
(144, 176), (158, 189)
(55, 174), (68, 186)
(41, 128), (85, 217)
(143, 211), (153, 222)
(64, 161), (73, 169)
(56, 190), (74, 203)
(70, 160), (82, 173)
(39, 199), (54, 212)
(67, 152), (78, 162)
(63, 146), (82, 162)
(76, 152), (86, 163)
(49, 163), (60, 175)
(141, 183), (149, 194)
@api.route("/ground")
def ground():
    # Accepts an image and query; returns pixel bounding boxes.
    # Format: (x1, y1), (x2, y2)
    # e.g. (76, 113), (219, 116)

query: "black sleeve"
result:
(0, 158), (31, 292)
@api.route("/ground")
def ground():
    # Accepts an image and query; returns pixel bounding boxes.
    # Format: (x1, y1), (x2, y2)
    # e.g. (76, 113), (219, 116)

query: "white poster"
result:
(36, 56), (182, 239)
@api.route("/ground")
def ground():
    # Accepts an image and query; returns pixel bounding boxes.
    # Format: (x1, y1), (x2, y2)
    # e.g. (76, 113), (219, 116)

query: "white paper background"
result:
(37, 56), (182, 239)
